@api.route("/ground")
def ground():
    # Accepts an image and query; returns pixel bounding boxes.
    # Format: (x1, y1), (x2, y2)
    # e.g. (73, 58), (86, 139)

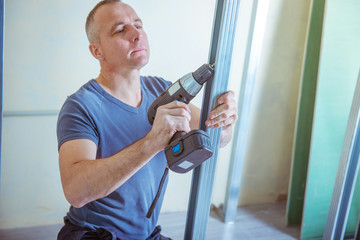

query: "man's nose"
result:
(129, 26), (142, 42)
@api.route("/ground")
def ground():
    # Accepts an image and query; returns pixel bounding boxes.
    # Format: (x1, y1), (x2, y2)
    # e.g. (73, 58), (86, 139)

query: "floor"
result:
(0, 202), (300, 240)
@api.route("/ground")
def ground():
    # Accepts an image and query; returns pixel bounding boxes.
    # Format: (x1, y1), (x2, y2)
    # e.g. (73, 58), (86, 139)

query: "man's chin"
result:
(134, 57), (149, 70)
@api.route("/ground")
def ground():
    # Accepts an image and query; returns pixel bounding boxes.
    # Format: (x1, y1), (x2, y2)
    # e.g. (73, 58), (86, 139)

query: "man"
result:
(57, 0), (238, 239)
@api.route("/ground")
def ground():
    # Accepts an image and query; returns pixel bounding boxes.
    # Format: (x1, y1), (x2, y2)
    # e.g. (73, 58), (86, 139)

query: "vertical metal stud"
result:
(0, 0), (4, 183)
(184, 0), (240, 239)
(323, 70), (360, 239)
(222, 0), (269, 223)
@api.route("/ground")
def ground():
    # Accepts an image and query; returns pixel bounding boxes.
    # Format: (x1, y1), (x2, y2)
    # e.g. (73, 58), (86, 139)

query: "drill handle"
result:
(169, 131), (186, 144)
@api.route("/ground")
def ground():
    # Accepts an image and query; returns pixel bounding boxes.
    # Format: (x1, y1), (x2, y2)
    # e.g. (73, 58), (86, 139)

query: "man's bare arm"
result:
(59, 137), (158, 208)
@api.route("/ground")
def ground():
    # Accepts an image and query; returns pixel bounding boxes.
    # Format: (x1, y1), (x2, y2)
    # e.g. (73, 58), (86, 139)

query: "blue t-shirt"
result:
(57, 77), (172, 239)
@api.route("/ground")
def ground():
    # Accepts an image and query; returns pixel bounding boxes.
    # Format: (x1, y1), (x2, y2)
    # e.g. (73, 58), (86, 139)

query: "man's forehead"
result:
(95, 2), (140, 24)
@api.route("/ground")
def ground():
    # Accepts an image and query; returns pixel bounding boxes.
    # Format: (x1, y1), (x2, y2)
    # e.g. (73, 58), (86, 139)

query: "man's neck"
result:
(96, 69), (142, 108)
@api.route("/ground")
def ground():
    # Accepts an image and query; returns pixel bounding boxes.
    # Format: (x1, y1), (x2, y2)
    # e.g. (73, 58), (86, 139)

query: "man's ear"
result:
(89, 43), (104, 61)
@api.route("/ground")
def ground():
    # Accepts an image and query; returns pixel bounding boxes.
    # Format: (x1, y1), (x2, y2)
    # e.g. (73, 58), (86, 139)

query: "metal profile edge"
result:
(0, 0), (4, 185)
(3, 110), (59, 117)
(184, 0), (241, 239)
(221, 0), (271, 223)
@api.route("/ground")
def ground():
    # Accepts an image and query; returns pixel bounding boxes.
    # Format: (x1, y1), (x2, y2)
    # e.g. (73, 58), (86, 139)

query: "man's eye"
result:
(136, 26), (142, 29)
(117, 29), (124, 33)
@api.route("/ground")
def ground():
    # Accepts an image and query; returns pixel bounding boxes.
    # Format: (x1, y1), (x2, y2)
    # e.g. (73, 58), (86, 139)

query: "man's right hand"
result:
(147, 101), (192, 152)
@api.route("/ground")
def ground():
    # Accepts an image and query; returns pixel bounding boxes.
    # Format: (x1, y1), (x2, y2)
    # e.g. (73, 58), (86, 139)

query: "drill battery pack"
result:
(164, 129), (213, 173)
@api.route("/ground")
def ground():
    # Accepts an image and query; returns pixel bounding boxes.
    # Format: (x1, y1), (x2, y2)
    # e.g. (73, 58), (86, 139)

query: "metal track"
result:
(0, 0), (4, 184)
(222, 0), (269, 223)
(184, 0), (240, 239)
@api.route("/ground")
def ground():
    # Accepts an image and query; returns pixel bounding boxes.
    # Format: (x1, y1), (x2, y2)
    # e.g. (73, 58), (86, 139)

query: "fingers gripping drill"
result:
(147, 63), (215, 173)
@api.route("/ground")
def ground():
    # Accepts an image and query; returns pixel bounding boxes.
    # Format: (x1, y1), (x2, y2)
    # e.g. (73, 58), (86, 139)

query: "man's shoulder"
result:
(70, 79), (105, 101)
(61, 80), (102, 112)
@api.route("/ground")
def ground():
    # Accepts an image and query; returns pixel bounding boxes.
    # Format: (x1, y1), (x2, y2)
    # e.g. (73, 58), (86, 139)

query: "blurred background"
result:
(0, 0), (359, 239)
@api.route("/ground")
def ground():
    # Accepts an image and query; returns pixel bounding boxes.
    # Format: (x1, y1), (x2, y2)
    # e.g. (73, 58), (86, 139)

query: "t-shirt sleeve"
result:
(57, 97), (99, 150)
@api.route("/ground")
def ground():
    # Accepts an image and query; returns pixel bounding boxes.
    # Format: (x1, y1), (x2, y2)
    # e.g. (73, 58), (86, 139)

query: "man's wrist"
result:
(220, 125), (233, 148)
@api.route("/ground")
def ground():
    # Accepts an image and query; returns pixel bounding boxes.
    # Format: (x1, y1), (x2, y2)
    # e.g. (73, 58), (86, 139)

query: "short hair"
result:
(85, 0), (122, 43)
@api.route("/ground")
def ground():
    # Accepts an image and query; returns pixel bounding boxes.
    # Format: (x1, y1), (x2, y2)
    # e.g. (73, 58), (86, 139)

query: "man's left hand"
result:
(205, 91), (238, 129)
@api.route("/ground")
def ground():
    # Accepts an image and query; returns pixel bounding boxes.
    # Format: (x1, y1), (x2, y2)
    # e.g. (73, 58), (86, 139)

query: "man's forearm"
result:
(60, 135), (160, 208)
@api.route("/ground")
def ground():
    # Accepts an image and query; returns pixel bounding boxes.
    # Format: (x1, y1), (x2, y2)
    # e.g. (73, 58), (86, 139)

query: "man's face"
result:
(93, 2), (150, 71)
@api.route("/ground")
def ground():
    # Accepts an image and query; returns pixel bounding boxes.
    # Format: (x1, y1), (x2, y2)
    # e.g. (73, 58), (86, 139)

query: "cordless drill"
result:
(147, 63), (215, 173)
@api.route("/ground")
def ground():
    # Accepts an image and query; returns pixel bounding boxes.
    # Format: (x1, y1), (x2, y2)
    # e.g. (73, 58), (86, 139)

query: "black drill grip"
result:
(169, 131), (186, 144)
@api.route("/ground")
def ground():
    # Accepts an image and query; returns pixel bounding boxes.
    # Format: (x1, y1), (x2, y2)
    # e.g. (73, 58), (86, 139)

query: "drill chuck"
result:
(192, 64), (215, 85)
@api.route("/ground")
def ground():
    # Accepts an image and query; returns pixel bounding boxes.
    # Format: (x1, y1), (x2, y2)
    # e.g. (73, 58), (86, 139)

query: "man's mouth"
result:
(132, 47), (146, 53)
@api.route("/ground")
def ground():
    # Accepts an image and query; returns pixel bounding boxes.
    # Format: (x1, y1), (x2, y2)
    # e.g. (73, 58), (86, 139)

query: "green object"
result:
(286, 0), (326, 226)
(301, 0), (360, 239)
(323, 70), (360, 239)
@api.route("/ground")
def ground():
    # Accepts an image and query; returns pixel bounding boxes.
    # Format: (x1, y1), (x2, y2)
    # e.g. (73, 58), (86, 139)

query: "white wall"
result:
(236, 0), (310, 205)
(0, 0), (310, 229)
